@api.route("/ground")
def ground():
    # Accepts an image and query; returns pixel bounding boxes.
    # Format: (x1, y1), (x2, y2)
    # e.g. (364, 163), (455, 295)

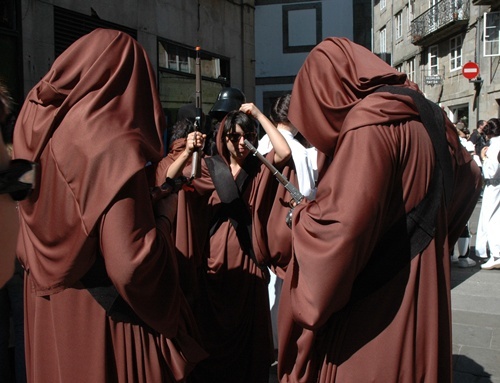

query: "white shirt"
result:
(258, 128), (317, 200)
(460, 136), (482, 169)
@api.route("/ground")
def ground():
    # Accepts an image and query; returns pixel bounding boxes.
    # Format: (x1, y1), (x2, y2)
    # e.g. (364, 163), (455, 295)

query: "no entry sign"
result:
(462, 62), (480, 80)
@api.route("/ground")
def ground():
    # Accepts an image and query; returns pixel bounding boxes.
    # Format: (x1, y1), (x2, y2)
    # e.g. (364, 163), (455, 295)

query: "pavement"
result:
(451, 197), (500, 383)
(269, 197), (500, 383)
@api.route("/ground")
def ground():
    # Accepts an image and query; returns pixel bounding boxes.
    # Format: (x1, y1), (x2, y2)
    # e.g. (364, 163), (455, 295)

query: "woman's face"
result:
(225, 124), (256, 161)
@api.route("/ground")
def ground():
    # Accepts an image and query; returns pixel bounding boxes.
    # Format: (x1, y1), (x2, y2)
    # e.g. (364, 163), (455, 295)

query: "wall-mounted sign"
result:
(462, 62), (480, 80)
(425, 75), (442, 85)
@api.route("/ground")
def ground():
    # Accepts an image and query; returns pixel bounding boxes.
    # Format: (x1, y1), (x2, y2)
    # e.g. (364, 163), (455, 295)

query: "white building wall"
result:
(255, 0), (354, 111)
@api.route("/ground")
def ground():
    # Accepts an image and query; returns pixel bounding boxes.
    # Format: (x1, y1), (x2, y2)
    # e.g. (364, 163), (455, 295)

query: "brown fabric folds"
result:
(14, 28), (207, 383)
(14, 29), (165, 295)
(278, 37), (482, 383)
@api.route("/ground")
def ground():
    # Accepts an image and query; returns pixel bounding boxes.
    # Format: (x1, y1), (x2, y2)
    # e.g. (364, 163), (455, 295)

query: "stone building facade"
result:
(373, 0), (500, 128)
(0, 0), (256, 126)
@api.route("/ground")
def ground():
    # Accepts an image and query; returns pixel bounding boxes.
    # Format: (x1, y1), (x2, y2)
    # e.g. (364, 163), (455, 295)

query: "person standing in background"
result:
(450, 123), (477, 268)
(476, 118), (500, 269)
(470, 119), (488, 160)
(258, 93), (318, 359)
(260, 93), (317, 200)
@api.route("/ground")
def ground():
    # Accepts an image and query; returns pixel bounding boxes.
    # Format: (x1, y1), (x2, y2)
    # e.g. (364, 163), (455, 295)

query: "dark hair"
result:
(270, 94), (291, 125)
(0, 81), (15, 144)
(483, 118), (500, 137)
(168, 119), (195, 148)
(222, 110), (256, 136)
(0, 81), (13, 124)
(477, 119), (486, 129)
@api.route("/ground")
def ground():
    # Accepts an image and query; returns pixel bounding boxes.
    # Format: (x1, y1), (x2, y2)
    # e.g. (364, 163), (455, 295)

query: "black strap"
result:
(204, 155), (265, 270)
(205, 155), (247, 204)
(0, 159), (36, 201)
(374, 86), (454, 258)
(349, 87), (455, 302)
(375, 86), (454, 206)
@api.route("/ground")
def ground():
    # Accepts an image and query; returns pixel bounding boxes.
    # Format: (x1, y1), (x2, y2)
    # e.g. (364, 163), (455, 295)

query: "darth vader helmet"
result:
(209, 87), (246, 122)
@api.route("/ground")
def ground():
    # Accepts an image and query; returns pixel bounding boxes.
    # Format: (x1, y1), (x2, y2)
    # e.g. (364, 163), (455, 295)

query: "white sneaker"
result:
(481, 257), (500, 270)
(451, 254), (459, 263)
(458, 257), (476, 268)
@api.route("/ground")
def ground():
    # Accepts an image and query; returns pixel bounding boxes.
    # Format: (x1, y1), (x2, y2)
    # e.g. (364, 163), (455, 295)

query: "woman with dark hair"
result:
(258, 93), (319, 357)
(174, 103), (291, 382)
(477, 118), (500, 268)
(156, 118), (199, 182)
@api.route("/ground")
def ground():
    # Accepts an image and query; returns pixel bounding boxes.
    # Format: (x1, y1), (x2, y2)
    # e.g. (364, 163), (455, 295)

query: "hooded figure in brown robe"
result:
(13, 28), (206, 383)
(277, 38), (482, 382)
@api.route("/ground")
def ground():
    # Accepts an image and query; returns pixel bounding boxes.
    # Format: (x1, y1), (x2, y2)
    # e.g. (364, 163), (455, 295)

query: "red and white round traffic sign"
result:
(462, 62), (480, 80)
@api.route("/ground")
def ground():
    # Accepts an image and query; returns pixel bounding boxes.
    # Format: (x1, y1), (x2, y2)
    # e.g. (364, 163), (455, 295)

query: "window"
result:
(380, 0), (386, 11)
(449, 105), (468, 127)
(395, 11), (403, 39)
(407, 1), (414, 31)
(450, 36), (462, 71)
(429, 45), (439, 76)
(157, 40), (229, 124)
(380, 27), (387, 53)
(283, 3), (322, 53)
(395, 64), (403, 72)
(158, 42), (226, 80)
(484, 12), (500, 57)
(407, 58), (415, 81)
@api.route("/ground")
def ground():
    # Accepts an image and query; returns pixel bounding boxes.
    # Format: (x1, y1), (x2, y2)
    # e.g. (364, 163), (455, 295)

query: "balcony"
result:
(411, 0), (470, 45)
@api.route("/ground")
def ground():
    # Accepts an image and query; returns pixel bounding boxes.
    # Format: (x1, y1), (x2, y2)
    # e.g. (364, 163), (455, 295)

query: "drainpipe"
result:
(472, 11), (484, 120)
(241, 0), (245, 95)
(371, 0), (375, 51)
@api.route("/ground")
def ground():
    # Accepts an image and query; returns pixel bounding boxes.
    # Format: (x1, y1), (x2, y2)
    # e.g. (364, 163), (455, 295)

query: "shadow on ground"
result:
(453, 354), (493, 383)
(450, 246), (487, 290)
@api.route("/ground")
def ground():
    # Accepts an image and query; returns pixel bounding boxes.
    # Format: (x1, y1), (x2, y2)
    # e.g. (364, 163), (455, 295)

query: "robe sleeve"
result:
(99, 169), (182, 338)
(155, 154), (174, 185)
(289, 123), (431, 330)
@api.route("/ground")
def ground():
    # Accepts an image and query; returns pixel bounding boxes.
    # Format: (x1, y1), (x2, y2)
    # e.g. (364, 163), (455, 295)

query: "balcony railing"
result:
(472, 0), (498, 5)
(411, 0), (470, 44)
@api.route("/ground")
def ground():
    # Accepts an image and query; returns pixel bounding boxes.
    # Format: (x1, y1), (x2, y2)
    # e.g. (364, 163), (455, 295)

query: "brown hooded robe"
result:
(172, 116), (295, 382)
(13, 29), (206, 383)
(277, 38), (482, 383)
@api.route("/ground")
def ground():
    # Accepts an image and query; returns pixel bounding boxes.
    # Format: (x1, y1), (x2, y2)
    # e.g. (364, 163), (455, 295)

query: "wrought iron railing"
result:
(411, 0), (470, 44)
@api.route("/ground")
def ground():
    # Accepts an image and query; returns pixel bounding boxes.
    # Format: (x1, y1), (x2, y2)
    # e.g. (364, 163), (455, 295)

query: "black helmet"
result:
(209, 87), (246, 122)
